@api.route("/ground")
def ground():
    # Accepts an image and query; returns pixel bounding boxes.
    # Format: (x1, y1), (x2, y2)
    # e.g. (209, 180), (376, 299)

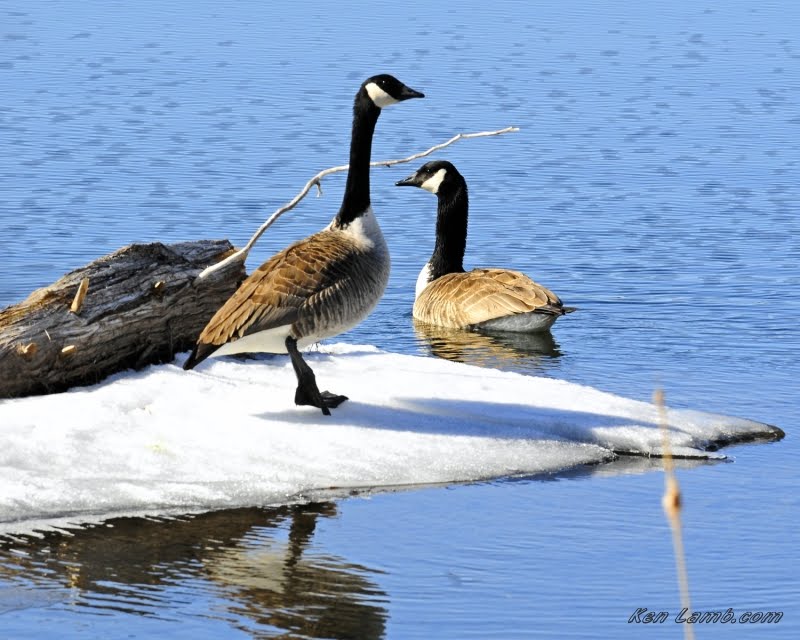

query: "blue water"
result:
(1, 1), (798, 638)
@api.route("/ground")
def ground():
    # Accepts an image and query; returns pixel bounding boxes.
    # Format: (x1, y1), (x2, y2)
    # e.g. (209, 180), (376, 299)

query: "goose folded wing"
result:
(478, 269), (565, 314)
(416, 268), (564, 328)
(197, 233), (357, 345)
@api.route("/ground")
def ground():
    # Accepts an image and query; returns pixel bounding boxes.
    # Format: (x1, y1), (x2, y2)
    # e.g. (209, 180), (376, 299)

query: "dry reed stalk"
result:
(655, 388), (695, 640)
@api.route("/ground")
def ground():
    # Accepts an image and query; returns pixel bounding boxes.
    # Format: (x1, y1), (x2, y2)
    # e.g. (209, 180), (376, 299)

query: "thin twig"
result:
(198, 126), (519, 279)
(655, 389), (695, 640)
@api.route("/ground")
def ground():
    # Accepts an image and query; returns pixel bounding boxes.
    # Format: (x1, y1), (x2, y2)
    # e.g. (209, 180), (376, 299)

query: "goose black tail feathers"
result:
(182, 343), (221, 370)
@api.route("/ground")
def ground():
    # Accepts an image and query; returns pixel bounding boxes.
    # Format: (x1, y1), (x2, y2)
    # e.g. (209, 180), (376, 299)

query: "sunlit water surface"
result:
(1, 1), (798, 638)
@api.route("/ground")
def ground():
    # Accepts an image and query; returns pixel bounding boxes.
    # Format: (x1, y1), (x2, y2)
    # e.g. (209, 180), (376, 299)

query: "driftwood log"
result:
(0, 240), (246, 399)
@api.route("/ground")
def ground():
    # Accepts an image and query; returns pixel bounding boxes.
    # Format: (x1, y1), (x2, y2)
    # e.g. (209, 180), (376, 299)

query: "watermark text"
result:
(628, 607), (783, 625)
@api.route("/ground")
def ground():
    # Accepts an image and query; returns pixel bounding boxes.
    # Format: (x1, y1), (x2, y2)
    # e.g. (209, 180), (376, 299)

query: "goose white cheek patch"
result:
(421, 168), (447, 194)
(365, 82), (399, 108)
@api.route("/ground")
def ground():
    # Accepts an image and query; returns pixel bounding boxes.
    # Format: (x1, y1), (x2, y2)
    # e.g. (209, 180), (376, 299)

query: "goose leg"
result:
(285, 336), (348, 415)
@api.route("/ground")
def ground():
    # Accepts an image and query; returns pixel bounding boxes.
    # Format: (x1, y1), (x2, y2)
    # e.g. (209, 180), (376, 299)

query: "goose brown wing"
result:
(197, 231), (360, 346)
(413, 268), (564, 329)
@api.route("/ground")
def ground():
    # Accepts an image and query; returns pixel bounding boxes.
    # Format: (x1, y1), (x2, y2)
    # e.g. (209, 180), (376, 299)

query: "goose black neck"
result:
(429, 178), (469, 280)
(334, 94), (380, 227)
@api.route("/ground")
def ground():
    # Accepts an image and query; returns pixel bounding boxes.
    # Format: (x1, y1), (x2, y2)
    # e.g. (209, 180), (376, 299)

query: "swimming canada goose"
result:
(184, 74), (424, 414)
(396, 160), (574, 333)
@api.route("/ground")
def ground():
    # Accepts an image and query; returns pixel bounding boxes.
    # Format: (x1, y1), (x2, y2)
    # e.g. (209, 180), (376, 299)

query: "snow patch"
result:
(0, 344), (780, 534)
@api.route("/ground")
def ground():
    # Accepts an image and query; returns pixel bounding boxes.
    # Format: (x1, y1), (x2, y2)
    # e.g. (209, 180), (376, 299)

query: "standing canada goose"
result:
(396, 160), (574, 333)
(184, 74), (424, 414)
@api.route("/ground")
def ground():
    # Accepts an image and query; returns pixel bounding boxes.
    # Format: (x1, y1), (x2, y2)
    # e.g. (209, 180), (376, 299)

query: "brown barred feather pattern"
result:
(413, 268), (565, 329)
(197, 228), (389, 346)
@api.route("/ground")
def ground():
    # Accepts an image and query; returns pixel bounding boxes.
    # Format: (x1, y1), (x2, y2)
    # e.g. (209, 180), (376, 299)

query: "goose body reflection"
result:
(0, 504), (387, 640)
(414, 320), (562, 375)
(396, 160), (575, 333)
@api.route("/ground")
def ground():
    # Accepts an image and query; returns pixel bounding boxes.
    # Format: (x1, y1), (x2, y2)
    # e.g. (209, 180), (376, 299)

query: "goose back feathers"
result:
(190, 217), (389, 362)
(413, 267), (566, 331)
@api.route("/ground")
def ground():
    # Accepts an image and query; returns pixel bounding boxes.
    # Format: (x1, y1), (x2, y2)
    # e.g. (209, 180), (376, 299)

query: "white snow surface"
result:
(0, 344), (777, 534)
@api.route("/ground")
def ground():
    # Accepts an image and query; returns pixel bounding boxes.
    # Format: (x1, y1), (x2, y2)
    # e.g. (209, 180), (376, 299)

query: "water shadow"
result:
(0, 503), (387, 639)
(301, 454), (726, 505)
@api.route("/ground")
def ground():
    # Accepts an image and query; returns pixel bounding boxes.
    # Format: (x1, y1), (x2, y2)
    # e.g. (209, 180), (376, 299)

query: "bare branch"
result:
(198, 126), (519, 279)
(371, 126), (520, 168)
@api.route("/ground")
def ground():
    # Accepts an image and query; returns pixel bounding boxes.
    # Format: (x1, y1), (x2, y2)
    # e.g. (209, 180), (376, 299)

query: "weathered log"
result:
(0, 240), (246, 399)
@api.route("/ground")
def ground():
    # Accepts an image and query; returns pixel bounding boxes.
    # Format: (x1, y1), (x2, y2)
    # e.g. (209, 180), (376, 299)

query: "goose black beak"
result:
(398, 85), (425, 101)
(395, 173), (421, 187)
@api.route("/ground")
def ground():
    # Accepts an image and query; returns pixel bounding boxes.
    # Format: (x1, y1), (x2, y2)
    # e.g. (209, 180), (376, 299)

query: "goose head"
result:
(362, 74), (425, 109)
(395, 160), (462, 195)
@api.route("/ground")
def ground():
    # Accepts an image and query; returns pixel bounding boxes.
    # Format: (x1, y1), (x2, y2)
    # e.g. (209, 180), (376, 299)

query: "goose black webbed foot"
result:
(294, 386), (348, 415)
(286, 336), (348, 416)
(320, 390), (348, 408)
